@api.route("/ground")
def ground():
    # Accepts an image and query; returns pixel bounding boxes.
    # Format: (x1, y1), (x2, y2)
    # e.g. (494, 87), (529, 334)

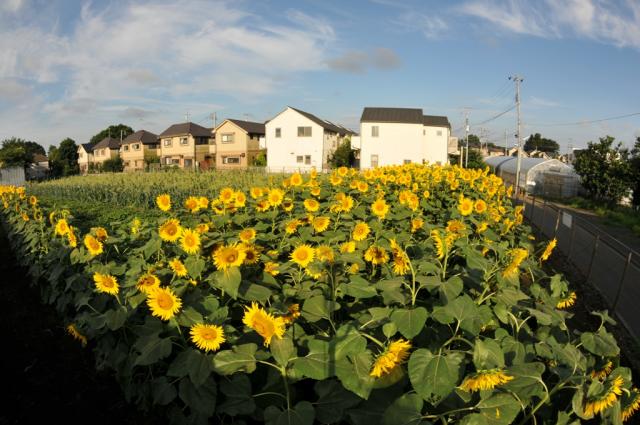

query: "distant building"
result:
(120, 130), (159, 172)
(158, 122), (215, 170)
(213, 119), (265, 169)
(77, 143), (95, 174)
(92, 137), (121, 168)
(27, 153), (49, 180)
(265, 106), (354, 172)
(359, 107), (450, 168)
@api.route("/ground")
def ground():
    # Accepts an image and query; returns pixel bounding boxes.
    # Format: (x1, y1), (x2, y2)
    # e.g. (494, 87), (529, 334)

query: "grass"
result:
(558, 196), (640, 236)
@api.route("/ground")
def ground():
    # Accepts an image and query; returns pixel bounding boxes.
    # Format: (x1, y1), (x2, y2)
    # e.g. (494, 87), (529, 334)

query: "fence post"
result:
(567, 220), (577, 260)
(541, 199), (547, 229)
(554, 208), (561, 237)
(530, 195), (536, 220)
(585, 234), (600, 284)
(612, 252), (633, 310)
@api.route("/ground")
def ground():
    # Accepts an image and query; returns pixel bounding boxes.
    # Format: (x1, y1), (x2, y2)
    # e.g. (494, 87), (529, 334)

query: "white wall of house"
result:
(422, 126), (449, 165)
(265, 108), (325, 172)
(360, 122), (424, 168)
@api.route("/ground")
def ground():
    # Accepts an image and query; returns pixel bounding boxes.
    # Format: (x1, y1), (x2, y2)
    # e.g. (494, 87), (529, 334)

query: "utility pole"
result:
(464, 109), (469, 167)
(185, 111), (190, 122)
(510, 75), (523, 195)
(211, 112), (217, 128)
(504, 129), (508, 156)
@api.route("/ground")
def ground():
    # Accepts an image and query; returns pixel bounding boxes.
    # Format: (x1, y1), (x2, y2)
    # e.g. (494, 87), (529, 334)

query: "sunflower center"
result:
(157, 294), (173, 309)
(296, 251), (309, 261)
(201, 329), (217, 340)
(103, 278), (114, 288)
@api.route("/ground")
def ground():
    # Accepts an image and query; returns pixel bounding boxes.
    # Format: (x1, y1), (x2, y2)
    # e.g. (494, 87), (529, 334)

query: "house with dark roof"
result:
(359, 107), (450, 168)
(120, 130), (159, 172)
(213, 119), (265, 169)
(265, 106), (355, 171)
(92, 137), (121, 169)
(158, 122), (215, 169)
(77, 142), (95, 174)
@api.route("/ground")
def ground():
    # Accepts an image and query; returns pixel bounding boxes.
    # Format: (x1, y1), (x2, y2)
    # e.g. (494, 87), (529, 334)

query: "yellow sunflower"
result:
(242, 302), (286, 347)
(242, 244), (260, 265)
(621, 388), (640, 422)
(147, 287), (182, 321)
(180, 228), (201, 255)
(55, 218), (70, 236)
(190, 323), (225, 352)
(340, 241), (356, 253)
(312, 216), (330, 233)
(370, 339), (412, 378)
(184, 196), (200, 213)
(169, 258), (188, 277)
(540, 238), (557, 262)
(458, 197), (474, 216)
(66, 324), (88, 347)
(290, 173), (303, 186)
(264, 261), (280, 276)
(219, 187), (235, 204)
(156, 194), (171, 211)
(474, 199), (487, 214)
(290, 244), (315, 268)
(267, 188), (284, 207)
(371, 199), (389, 219)
(316, 245), (335, 263)
(136, 273), (161, 294)
(285, 219), (301, 235)
(584, 375), (624, 417)
(411, 218), (424, 233)
(352, 222), (370, 241)
(93, 227), (108, 241)
(84, 234), (103, 256)
(557, 292), (576, 309)
(364, 245), (389, 265)
(502, 248), (528, 278)
(212, 243), (246, 271)
(239, 228), (256, 243)
(159, 219), (182, 242)
(304, 198), (320, 212)
(93, 272), (119, 296)
(459, 369), (514, 392)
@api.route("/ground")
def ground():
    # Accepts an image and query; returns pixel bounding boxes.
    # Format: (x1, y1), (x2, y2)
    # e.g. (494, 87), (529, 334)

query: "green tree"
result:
(466, 149), (486, 169)
(252, 151), (267, 167)
(465, 134), (481, 148)
(90, 124), (134, 145)
(574, 136), (633, 205)
(630, 137), (640, 208)
(49, 138), (79, 177)
(524, 133), (560, 154)
(328, 139), (355, 168)
(0, 137), (46, 167)
(102, 156), (124, 172)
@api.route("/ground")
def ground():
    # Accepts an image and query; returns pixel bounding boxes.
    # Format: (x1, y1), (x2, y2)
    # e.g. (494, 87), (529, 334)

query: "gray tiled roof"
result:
(93, 137), (121, 150)
(422, 115), (451, 129)
(289, 107), (355, 136)
(122, 130), (159, 145)
(227, 119), (266, 135)
(159, 122), (212, 138)
(361, 107), (424, 124)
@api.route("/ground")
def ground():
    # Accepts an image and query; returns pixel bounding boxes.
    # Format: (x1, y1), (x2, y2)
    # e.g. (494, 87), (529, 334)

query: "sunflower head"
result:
(169, 258), (188, 277)
(242, 302), (286, 346)
(213, 243), (246, 271)
(290, 244), (315, 268)
(84, 234), (103, 256)
(371, 199), (389, 219)
(137, 273), (160, 294)
(312, 216), (330, 233)
(156, 194), (171, 211)
(352, 222), (370, 241)
(239, 228), (256, 243)
(147, 287), (182, 321)
(159, 219), (182, 242)
(93, 272), (119, 296)
(190, 323), (225, 352)
(180, 228), (201, 255)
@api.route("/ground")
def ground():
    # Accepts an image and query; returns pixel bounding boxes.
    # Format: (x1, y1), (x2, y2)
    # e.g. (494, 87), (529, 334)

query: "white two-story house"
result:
(265, 106), (354, 172)
(359, 107), (450, 169)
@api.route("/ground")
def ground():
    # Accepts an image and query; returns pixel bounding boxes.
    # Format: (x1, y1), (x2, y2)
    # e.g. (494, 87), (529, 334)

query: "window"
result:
(223, 156), (240, 164)
(196, 137), (209, 145)
(297, 126), (312, 137)
(372, 126), (379, 137)
(180, 137), (189, 146)
(404, 159), (411, 164)
(296, 156), (303, 163)
(133, 143), (140, 151)
(221, 133), (234, 143)
(123, 145), (129, 152)
(437, 130), (442, 136)
(371, 154), (379, 167)
(172, 159), (180, 164)
(305, 155), (311, 165)
(124, 161), (130, 167)
(275, 128), (281, 138)
(184, 159), (193, 167)
(163, 139), (172, 147)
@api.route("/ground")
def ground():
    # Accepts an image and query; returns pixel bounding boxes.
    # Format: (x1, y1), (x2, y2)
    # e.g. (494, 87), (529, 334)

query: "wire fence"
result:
(517, 192), (640, 342)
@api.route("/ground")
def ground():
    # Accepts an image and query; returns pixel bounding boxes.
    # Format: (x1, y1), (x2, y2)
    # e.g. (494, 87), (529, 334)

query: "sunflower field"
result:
(1, 164), (639, 425)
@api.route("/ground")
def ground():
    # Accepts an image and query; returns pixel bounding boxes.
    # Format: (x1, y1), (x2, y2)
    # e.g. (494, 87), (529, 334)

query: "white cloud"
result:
(460, 0), (640, 49)
(395, 12), (449, 39)
(1, 0), (26, 13)
(327, 47), (401, 74)
(529, 96), (561, 108)
(0, 0), (336, 146)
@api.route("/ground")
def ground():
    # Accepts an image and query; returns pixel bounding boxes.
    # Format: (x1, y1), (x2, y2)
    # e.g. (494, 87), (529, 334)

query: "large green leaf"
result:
(330, 324), (367, 361)
(264, 401), (315, 425)
(408, 349), (463, 403)
(184, 256), (206, 278)
(134, 334), (173, 366)
(346, 275), (378, 299)
(179, 377), (217, 416)
(335, 351), (375, 399)
(271, 336), (296, 366)
(473, 339), (504, 370)
(213, 268), (242, 299)
(477, 393), (520, 425)
(218, 374), (256, 416)
(580, 329), (619, 357)
(390, 307), (428, 339)
(188, 350), (212, 387)
(302, 295), (333, 322)
(382, 393), (425, 425)
(176, 306), (204, 327)
(104, 306), (128, 331)
(213, 343), (257, 375)
(314, 379), (362, 424)
(292, 339), (333, 380)
(152, 377), (177, 405)
(503, 362), (546, 400)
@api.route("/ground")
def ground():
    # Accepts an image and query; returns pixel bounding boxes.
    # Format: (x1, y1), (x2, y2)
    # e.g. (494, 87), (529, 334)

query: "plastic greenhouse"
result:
(484, 156), (580, 198)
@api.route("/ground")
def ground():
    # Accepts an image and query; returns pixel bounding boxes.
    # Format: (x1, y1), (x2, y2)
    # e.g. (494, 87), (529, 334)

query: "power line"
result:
(470, 104), (516, 127)
(531, 111), (640, 127)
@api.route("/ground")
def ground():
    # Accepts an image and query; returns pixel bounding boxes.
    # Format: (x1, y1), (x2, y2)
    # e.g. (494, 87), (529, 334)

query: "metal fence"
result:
(0, 167), (26, 186)
(519, 193), (640, 342)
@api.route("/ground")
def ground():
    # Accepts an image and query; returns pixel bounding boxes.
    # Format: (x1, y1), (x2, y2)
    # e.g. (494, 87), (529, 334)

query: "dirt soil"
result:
(0, 224), (154, 425)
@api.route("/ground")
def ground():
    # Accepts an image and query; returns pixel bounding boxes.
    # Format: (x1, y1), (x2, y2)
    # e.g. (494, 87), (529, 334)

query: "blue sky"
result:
(0, 0), (639, 152)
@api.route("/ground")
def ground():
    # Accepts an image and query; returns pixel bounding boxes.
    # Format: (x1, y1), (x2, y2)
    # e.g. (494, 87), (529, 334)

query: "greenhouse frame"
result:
(484, 156), (580, 198)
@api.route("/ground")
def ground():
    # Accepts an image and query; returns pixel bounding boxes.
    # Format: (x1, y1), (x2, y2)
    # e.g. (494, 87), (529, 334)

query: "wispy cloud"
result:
(394, 12), (449, 39)
(529, 96), (562, 108)
(327, 47), (401, 74)
(459, 0), (640, 49)
(0, 0), (336, 145)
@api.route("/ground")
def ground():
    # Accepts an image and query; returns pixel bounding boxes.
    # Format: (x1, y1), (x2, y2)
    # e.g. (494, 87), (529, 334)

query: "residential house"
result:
(27, 153), (49, 180)
(213, 119), (265, 169)
(91, 137), (121, 169)
(120, 130), (159, 172)
(448, 136), (459, 156)
(158, 122), (215, 169)
(77, 143), (95, 174)
(359, 107), (450, 168)
(265, 106), (354, 172)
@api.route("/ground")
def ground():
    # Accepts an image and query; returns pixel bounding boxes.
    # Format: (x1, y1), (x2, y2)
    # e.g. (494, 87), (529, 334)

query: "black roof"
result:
(122, 130), (159, 145)
(422, 115), (451, 129)
(361, 107), (424, 124)
(80, 142), (95, 152)
(289, 107), (355, 136)
(226, 119), (265, 135)
(159, 122), (212, 138)
(93, 137), (121, 150)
